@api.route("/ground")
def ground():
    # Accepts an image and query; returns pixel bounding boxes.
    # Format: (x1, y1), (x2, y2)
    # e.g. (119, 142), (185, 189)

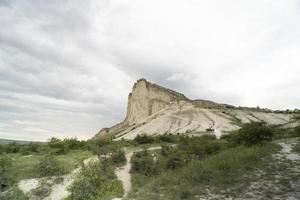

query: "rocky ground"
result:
(114, 103), (295, 140)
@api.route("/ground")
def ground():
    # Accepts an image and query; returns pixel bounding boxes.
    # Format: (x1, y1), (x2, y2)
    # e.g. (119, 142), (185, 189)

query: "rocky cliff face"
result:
(93, 79), (298, 139)
(124, 78), (188, 124)
(94, 78), (189, 138)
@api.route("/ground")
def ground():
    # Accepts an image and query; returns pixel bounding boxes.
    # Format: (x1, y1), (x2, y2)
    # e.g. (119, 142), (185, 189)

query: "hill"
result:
(0, 138), (37, 145)
(94, 79), (299, 140)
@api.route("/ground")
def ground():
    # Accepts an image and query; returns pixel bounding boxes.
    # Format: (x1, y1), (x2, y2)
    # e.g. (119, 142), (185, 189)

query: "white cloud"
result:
(0, 0), (299, 140)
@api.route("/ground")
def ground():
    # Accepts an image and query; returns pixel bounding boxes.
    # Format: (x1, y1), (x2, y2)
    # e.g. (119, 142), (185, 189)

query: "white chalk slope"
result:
(94, 79), (299, 140)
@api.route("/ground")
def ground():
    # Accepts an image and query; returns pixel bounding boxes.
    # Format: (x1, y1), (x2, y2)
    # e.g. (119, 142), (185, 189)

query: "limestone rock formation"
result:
(125, 78), (187, 124)
(93, 79), (299, 140)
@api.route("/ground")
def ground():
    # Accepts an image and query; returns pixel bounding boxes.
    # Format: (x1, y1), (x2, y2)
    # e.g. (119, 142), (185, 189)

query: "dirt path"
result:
(114, 152), (134, 197)
(114, 146), (162, 199)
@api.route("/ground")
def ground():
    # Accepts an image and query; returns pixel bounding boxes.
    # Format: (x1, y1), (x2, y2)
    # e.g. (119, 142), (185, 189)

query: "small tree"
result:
(234, 122), (273, 146)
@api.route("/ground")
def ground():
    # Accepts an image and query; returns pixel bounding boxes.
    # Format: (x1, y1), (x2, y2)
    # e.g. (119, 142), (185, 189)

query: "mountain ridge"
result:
(93, 79), (299, 140)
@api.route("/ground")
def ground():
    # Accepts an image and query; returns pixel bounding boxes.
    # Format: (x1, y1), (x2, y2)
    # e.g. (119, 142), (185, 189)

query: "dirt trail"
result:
(114, 152), (133, 197)
(114, 146), (162, 199)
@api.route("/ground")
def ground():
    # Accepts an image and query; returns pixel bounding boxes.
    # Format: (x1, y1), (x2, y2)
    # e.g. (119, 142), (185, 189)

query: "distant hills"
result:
(0, 138), (42, 145)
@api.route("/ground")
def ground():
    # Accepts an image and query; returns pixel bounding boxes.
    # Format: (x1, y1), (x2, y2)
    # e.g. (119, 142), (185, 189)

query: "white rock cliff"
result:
(94, 79), (298, 140)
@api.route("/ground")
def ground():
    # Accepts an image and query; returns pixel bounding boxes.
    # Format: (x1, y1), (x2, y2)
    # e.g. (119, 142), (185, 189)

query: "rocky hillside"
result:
(94, 79), (299, 140)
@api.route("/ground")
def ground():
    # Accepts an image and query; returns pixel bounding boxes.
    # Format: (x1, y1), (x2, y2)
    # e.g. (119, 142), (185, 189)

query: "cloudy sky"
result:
(0, 0), (300, 141)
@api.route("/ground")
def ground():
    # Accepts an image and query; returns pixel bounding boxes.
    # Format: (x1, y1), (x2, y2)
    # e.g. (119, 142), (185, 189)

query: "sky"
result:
(0, 0), (300, 141)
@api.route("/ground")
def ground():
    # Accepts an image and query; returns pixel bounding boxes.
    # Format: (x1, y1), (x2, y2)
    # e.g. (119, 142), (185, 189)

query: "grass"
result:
(0, 186), (28, 200)
(4, 150), (92, 185)
(127, 143), (280, 200)
(2, 125), (300, 199)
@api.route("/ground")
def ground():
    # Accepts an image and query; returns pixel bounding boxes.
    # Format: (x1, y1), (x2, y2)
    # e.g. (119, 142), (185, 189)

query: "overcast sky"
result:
(0, 0), (300, 141)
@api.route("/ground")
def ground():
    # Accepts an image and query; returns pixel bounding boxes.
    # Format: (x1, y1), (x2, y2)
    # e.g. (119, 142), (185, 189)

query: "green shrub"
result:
(165, 150), (189, 170)
(178, 136), (224, 159)
(134, 134), (154, 144)
(233, 122), (273, 146)
(6, 142), (20, 153)
(48, 138), (69, 154)
(111, 150), (126, 166)
(87, 138), (120, 155)
(129, 143), (278, 199)
(131, 150), (158, 176)
(206, 128), (214, 132)
(67, 161), (123, 200)
(38, 153), (64, 177)
(63, 138), (84, 150)
(0, 153), (12, 177)
(180, 190), (192, 199)
(156, 134), (176, 143)
(37, 144), (52, 154)
(0, 186), (28, 200)
(161, 144), (173, 156)
(294, 126), (300, 136)
(0, 153), (12, 190)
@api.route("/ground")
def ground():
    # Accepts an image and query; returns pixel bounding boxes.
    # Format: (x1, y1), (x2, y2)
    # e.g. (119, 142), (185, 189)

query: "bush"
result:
(156, 134), (176, 143)
(6, 142), (20, 153)
(206, 128), (214, 132)
(0, 153), (12, 177)
(233, 122), (273, 146)
(295, 126), (300, 136)
(129, 143), (278, 199)
(0, 153), (12, 189)
(67, 161), (123, 200)
(38, 153), (64, 177)
(161, 144), (173, 156)
(131, 150), (158, 176)
(165, 150), (189, 170)
(87, 138), (117, 155)
(178, 135), (223, 159)
(0, 186), (28, 200)
(63, 138), (84, 150)
(134, 134), (154, 144)
(111, 150), (126, 166)
(48, 138), (69, 154)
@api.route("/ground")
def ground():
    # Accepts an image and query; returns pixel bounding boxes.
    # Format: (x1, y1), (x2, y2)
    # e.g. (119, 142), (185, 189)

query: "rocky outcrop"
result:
(94, 78), (189, 138)
(124, 78), (188, 124)
(93, 78), (298, 139)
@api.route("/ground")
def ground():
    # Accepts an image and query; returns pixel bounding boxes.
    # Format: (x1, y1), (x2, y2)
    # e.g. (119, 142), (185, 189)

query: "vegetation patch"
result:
(67, 161), (123, 200)
(128, 143), (279, 200)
